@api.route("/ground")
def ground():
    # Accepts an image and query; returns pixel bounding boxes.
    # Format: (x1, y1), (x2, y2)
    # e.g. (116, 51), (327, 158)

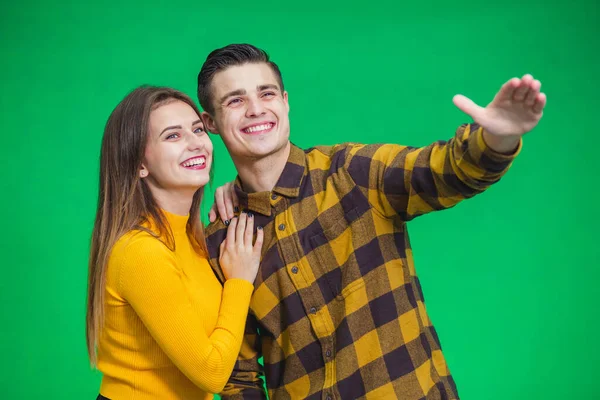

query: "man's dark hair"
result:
(197, 44), (285, 114)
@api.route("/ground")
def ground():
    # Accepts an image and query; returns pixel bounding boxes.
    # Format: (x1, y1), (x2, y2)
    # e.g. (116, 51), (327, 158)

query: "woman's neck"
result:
(150, 188), (194, 216)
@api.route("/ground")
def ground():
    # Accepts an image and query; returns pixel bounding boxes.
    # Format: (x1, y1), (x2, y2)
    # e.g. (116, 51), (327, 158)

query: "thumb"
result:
(453, 94), (483, 120)
(209, 206), (217, 223)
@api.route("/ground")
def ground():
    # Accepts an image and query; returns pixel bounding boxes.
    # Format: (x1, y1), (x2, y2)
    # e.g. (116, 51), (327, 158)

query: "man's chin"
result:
(244, 144), (288, 160)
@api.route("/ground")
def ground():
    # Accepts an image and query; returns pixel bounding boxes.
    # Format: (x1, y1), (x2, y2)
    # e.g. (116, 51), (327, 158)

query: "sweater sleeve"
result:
(117, 235), (255, 394)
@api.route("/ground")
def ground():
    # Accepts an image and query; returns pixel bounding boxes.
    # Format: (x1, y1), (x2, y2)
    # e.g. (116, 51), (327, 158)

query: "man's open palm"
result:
(453, 74), (547, 137)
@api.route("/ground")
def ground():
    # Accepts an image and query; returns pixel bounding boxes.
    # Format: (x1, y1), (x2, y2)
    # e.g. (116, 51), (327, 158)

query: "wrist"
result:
(482, 130), (521, 155)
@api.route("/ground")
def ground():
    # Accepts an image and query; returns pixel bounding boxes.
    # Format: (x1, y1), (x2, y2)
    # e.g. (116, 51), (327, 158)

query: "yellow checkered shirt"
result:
(206, 123), (521, 399)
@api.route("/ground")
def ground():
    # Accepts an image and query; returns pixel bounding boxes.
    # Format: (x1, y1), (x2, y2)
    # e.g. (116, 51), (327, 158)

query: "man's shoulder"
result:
(301, 142), (400, 176)
(303, 142), (365, 157)
(300, 142), (368, 169)
(205, 221), (227, 242)
(205, 219), (226, 237)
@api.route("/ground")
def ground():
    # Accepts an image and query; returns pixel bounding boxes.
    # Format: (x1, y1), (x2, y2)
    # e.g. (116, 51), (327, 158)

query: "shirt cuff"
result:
(467, 125), (522, 173)
(476, 126), (523, 160)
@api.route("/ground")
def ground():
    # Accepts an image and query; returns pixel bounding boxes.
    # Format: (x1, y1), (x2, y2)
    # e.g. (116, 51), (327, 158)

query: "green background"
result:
(1, 0), (598, 398)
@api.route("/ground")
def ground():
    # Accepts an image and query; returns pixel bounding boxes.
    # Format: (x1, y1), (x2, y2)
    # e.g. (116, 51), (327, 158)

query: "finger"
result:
(230, 182), (240, 212)
(219, 239), (225, 254)
(223, 184), (235, 221)
(513, 74), (533, 101)
(524, 79), (541, 106)
(244, 212), (254, 247)
(495, 77), (520, 102)
(452, 94), (483, 120)
(253, 226), (264, 256)
(215, 187), (228, 224)
(209, 203), (217, 223)
(226, 216), (238, 246)
(532, 92), (547, 114)
(236, 212), (248, 245)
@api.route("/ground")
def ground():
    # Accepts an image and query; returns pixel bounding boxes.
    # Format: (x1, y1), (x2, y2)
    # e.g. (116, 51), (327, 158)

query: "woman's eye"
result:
(193, 127), (204, 134)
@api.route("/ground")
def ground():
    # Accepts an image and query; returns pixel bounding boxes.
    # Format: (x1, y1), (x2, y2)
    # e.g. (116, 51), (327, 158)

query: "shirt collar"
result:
(233, 143), (307, 216)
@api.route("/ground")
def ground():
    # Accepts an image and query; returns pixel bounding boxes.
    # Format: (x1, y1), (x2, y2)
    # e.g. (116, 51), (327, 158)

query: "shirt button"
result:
(278, 223), (286, 231)
(291, 266), (298, 274)
(310, 307), (317, 314)
(271, 193), (278, 200)
(326, 349), (332, 357)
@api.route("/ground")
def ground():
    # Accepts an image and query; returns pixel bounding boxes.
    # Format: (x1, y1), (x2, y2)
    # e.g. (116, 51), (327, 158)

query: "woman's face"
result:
(141, 100), (213, 202)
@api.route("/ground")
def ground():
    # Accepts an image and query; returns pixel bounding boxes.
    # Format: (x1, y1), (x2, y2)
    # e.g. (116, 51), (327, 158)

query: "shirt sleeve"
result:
(117, 236), (255, 394)
(345, 123), (522, 221)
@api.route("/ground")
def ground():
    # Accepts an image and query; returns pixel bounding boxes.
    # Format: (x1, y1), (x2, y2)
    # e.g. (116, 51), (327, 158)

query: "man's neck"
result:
(234, 142), (291, 193)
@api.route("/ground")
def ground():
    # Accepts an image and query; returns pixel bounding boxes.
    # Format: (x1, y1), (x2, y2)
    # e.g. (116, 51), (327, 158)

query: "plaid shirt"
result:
(205, 123), (521, 399)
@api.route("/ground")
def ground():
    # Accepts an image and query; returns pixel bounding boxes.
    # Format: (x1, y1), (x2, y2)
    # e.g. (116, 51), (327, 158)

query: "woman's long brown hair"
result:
(86, 86), (209, 366)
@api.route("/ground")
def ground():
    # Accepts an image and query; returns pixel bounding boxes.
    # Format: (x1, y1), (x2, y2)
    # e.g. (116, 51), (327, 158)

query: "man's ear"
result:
(201, 111), (219, 134)
(283, 90), (290, 113)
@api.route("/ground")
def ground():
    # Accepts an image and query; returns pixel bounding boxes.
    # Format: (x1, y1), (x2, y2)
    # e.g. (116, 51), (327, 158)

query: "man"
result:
(198, 44), (545, 399)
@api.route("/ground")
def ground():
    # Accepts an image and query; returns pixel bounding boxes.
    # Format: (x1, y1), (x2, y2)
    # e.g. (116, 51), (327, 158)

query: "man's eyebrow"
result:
(220, 89), (246, 104)
(258, 84), (279, 91)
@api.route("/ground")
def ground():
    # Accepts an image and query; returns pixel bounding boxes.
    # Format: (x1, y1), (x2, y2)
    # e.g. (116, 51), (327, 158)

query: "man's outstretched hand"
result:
(453, 74), (547, 152)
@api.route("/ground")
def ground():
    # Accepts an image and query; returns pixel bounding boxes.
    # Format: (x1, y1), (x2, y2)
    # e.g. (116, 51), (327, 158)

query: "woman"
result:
(86, 85), (263, 399)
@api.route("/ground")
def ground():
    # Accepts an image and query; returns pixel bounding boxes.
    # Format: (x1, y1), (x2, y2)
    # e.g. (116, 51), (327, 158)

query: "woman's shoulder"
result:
(111, 228), (173, 263)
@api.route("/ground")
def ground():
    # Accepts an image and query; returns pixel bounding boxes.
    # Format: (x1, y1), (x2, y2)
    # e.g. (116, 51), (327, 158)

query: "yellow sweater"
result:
(97, 210), (254, 399)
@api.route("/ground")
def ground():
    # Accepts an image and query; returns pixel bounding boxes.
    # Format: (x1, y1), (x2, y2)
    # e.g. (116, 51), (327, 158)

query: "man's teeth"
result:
(244, 123), (272, 133)
(182, 158), (205, 167)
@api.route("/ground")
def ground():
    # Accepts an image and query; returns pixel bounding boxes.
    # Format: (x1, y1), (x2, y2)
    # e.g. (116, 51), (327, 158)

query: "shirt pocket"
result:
(309, 206), (377, 300)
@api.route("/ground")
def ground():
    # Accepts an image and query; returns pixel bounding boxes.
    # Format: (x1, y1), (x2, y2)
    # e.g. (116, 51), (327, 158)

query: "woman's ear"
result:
(139, 164), (149, 178)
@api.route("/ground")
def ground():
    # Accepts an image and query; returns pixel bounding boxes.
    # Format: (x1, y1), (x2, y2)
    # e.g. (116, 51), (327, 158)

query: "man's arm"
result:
(344, 124), (516, 221)
(219, 314), (267, 399)
(345, 74), (546, 221)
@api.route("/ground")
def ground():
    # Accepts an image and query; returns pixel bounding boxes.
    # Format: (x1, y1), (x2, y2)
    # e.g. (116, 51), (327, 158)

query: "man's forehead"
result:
(212, 63), (279, 93)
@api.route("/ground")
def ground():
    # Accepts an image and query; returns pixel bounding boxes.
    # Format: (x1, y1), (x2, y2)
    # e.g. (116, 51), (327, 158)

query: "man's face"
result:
(202, 62), (290, 161)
